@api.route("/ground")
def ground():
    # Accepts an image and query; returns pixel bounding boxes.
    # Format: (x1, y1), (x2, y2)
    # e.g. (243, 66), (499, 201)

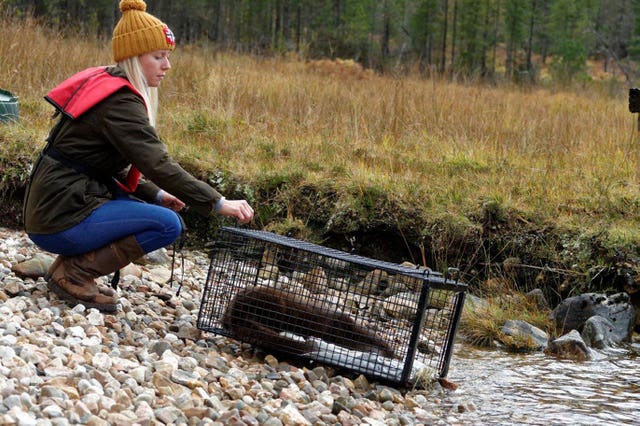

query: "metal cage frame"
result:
(197, 226), (467, 386)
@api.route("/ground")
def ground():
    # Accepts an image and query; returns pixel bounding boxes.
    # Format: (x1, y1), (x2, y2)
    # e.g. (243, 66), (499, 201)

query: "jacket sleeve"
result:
(98, 91), (223, 216)
(133, 176), (162, 203)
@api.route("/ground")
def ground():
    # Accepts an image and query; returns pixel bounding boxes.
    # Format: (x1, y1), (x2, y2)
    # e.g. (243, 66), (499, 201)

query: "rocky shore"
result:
(0, 227), (471, 425)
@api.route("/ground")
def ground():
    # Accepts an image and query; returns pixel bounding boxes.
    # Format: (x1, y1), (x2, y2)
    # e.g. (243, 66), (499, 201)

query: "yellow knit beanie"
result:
(112, 0), (175, 63)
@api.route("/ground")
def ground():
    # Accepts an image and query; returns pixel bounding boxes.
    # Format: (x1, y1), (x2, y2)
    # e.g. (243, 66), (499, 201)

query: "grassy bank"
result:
(2, 13), (640, 312)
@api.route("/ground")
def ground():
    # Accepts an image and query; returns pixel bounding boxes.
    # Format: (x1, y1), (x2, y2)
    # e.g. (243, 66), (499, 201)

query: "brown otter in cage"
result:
(222, 286), (395, 358)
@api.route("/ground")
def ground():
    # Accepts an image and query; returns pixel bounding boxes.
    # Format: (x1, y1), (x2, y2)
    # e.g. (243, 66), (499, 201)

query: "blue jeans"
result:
(28, 198), (183, 256)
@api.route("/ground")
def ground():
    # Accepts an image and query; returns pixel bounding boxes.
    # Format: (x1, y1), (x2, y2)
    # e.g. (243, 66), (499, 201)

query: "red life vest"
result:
(45, 67), (142, 193)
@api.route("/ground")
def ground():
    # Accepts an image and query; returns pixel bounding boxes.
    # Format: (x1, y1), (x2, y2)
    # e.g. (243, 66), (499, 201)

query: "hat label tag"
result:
(164, 27), (175, 47)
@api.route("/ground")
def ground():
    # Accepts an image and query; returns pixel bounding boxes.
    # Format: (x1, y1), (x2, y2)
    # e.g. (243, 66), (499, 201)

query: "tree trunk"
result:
(450, 0), (458, 77)
(526, 0), (537, 75)
(441, 0), (449, 74)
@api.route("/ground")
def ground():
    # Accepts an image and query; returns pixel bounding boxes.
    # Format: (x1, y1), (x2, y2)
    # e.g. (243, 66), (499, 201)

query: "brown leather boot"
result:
(47, 255), (119, 299)
(47, 235), (145, 312)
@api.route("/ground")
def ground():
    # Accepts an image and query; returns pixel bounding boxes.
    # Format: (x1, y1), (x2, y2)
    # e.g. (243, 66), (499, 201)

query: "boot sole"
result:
(48, 281), (118, 313)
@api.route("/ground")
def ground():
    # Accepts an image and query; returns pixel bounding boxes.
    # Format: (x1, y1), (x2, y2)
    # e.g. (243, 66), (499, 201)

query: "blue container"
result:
(0, 89), (19, 123)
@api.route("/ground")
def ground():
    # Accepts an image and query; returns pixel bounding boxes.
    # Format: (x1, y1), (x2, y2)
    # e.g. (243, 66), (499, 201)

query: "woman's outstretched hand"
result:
(219, 199), (254, 224)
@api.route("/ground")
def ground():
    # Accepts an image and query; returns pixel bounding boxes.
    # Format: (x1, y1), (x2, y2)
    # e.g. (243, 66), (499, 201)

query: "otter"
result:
(222, 286), (395, 358)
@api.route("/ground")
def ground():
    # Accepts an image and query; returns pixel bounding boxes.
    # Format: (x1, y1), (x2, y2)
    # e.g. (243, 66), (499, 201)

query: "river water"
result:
(440, 342), (640, 425)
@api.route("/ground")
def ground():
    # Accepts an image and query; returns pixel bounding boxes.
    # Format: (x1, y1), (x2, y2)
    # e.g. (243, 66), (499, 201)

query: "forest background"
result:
(3, 0), (640, 312)
(4, 0), (640, 83)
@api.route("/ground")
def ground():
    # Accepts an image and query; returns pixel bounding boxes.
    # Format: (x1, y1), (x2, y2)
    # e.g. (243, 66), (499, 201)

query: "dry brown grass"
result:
(164, 49), (639, 237)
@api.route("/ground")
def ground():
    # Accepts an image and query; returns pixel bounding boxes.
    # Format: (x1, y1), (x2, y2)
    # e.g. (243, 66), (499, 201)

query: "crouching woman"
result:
(22, 0), (254, 312)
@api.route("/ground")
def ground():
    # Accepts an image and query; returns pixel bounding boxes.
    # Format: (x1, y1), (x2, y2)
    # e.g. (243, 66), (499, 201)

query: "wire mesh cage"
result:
(197, 226), (467, 386)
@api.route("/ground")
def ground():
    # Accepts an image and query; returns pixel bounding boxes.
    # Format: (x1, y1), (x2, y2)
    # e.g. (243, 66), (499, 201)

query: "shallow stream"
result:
(441, 343), (640, 425)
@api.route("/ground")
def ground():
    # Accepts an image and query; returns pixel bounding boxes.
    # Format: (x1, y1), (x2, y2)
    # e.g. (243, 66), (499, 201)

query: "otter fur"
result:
(222, 286), (395, 358)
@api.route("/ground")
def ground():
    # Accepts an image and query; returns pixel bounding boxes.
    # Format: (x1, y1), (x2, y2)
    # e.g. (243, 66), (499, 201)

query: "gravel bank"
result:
(0, 227), (470, 425)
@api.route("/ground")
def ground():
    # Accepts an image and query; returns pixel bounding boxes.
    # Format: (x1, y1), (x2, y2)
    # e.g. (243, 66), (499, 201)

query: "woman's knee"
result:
(137, 209), (183, 252)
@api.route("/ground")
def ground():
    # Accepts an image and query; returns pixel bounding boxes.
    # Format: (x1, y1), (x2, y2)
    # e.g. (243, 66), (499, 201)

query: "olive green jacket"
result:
(23, 67), (222, 234)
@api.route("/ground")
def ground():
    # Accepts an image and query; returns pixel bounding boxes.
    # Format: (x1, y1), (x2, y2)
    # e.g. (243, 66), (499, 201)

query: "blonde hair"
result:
(117, 56), (158, 127)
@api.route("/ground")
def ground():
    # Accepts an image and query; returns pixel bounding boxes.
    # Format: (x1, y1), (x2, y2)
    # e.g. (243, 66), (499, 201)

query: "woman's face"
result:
(139, 50), (171, 87)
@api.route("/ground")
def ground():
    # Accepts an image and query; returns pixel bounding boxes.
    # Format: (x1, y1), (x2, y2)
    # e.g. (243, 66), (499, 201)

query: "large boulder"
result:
(550, 293), (636, 342)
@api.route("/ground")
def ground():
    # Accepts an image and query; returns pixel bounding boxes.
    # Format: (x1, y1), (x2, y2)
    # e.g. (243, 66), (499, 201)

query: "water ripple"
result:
(442, 344), (640, 425)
